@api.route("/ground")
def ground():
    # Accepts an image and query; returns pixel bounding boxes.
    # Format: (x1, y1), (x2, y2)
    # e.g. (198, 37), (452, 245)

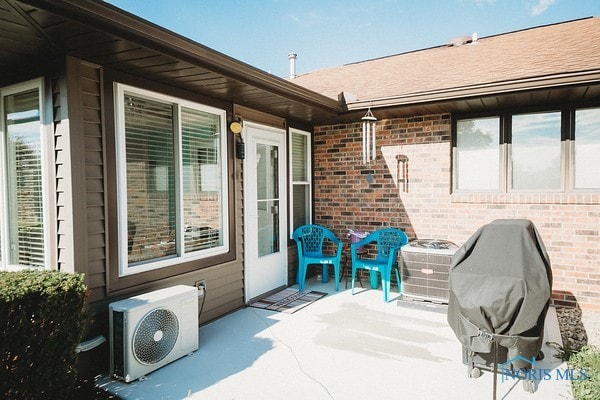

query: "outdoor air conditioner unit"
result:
(400, 239), (458, 304)
(109, 285), (199, 382)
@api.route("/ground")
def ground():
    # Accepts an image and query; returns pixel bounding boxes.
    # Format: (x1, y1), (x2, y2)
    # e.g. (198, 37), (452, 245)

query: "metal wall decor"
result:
(361, 107), (377, 163)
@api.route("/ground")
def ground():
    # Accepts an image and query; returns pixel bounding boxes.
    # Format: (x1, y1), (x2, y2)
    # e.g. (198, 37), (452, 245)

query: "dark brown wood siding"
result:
(81, 62), (107, 303)
(54, 57), (107, 303)
(53, 69), (69, 272)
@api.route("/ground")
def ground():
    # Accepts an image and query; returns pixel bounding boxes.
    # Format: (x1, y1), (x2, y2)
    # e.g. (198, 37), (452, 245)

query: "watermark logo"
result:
(499, 355), (589, 383)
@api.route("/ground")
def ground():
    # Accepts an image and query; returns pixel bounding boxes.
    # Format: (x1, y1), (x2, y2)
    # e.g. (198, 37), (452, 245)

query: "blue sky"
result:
(106, 0), (599, 78)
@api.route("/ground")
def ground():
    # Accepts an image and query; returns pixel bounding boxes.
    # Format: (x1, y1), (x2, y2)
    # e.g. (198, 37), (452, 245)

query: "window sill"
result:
(451, 192), (600, 205)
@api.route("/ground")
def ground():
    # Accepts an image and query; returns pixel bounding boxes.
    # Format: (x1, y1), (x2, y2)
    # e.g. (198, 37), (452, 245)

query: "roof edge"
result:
(345, 70), (600, 111)
(22, 0), (344, 115)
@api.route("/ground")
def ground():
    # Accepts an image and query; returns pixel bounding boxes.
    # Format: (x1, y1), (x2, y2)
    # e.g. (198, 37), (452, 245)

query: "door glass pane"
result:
(256, 143), (279, 257)
(181, 107), (223, 252)
(256, 143), (279, 200)
(511, 112), (561, 190)
(575, 108), (600, 189)
(456, 117), (500, 190)
(4, 88), (44, 267)
(124, 95), (176, 265)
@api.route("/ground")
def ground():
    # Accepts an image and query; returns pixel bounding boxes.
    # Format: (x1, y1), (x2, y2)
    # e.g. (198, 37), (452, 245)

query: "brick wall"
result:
(313, 114), (600, 310)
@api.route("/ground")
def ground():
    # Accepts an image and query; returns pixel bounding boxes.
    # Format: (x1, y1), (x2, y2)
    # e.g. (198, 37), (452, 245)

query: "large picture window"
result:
(1, 79), (49, 269)
(454, 107), (599, 193)
(116, 84), (228, 275)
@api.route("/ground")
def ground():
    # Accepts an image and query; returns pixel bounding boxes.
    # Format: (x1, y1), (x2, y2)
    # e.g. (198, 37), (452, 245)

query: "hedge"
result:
(0, 270), (88, 400)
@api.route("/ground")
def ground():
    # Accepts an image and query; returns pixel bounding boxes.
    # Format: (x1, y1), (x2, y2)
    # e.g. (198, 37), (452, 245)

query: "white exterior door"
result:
(244, 123), (287, 301)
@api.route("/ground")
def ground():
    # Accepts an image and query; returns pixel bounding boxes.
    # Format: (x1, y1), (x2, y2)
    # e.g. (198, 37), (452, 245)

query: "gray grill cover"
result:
(447, 219), (552, 367)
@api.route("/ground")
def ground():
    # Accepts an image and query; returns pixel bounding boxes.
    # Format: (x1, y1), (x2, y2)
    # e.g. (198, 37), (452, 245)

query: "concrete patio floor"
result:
(98, 277), (573, 400)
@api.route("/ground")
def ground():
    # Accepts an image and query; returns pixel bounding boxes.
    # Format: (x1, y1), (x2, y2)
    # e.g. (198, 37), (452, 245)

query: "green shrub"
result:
(0, 270), (88, 400)
(568, 345), (600, 400)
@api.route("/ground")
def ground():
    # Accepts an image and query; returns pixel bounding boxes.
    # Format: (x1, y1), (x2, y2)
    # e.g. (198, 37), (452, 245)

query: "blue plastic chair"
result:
(293, 224), (343, 291)
(351, 228), (409, 302)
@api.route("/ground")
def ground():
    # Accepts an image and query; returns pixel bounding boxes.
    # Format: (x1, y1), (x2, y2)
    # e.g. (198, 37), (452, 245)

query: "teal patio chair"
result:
(351, 228), (409, 302)
(293, 224), (343, 291)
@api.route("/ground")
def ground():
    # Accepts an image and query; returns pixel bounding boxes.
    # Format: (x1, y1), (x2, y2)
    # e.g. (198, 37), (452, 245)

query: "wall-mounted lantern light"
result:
(230, 121), (242, 135)
(230, 117), (245, 159)
(361, 107), (377, 163)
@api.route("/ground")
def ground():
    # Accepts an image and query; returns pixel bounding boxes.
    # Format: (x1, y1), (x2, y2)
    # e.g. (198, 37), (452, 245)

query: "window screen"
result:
(181, 107), (222, 253)
(124, 95), (176, 264)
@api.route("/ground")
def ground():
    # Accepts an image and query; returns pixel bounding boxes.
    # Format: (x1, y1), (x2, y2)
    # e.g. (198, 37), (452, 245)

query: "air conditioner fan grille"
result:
(133, 308), (179, 365)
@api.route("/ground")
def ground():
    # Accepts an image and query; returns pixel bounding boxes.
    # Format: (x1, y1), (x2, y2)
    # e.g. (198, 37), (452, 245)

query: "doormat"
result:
(249, 288), (327, 313)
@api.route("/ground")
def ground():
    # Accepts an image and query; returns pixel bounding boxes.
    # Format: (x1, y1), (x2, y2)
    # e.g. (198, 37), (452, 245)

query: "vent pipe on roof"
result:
(288, 53), (297, 79)
(449, 33), (479, 47)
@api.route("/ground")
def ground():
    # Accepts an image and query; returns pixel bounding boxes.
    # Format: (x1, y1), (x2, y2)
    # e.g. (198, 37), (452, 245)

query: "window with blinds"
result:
(181, 107), (222, 253)
(124, 96), (176, 265)
(118, 85), (228, 274)
(2, 84), (45, 268)
(290, 129), (311, 234)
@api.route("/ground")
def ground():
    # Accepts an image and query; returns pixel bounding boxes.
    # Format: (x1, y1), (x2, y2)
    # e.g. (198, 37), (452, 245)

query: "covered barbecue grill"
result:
(447, 219), (552, 395)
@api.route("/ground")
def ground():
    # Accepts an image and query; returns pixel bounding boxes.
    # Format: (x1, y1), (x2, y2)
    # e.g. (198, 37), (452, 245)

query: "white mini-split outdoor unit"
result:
(109, 285), (199, 382)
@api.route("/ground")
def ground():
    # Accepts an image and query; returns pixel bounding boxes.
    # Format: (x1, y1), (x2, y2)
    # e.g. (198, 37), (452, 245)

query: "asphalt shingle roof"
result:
(291, 17), (600, 104)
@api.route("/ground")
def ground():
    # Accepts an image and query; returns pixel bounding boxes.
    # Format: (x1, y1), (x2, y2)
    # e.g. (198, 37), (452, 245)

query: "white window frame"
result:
(0, 78), (52, 271)
(114, 83), (229, 276)
(288, 128), (312, 238)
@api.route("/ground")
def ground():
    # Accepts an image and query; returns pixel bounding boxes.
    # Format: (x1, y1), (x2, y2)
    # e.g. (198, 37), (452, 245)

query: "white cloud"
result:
(529, 0), (558, 16)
